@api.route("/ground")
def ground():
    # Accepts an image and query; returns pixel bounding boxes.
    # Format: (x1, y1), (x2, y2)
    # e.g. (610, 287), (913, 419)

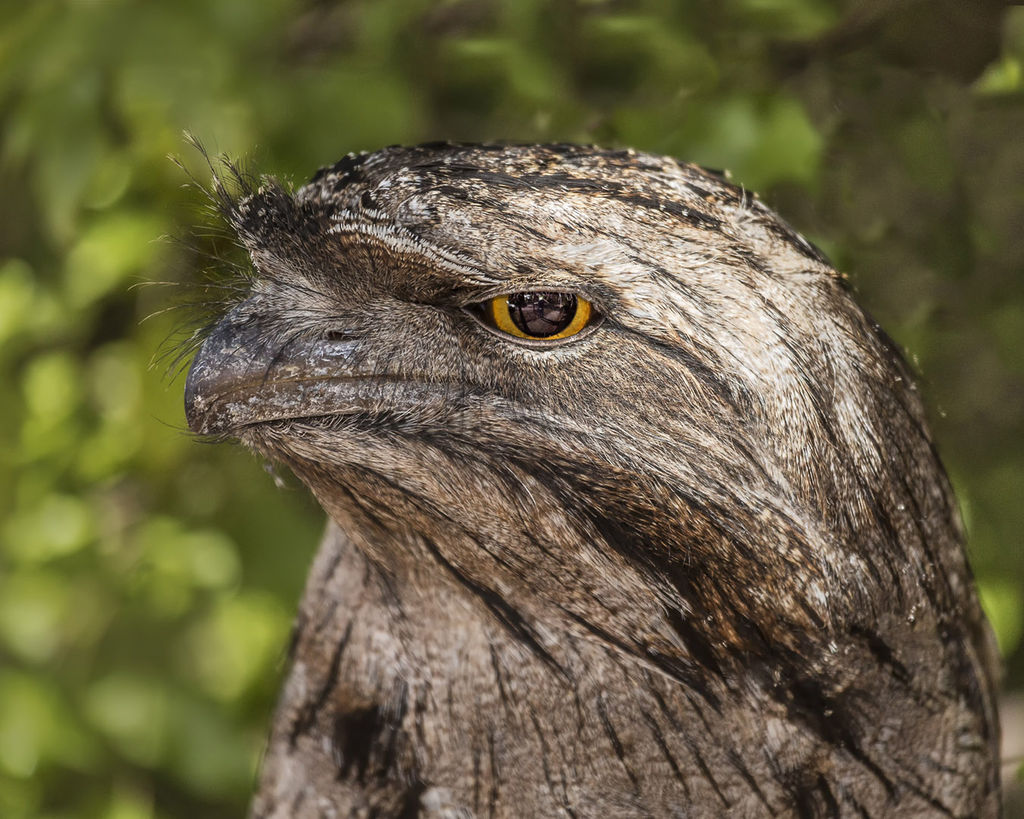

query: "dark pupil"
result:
(507, 292), (578, 337)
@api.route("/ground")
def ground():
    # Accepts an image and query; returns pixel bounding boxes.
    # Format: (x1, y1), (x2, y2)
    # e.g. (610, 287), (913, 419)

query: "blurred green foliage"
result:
(1, 0), (1022, 816)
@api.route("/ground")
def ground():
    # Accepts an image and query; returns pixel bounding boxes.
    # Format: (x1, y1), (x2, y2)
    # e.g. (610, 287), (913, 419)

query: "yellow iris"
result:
(488, 294), (593, 340)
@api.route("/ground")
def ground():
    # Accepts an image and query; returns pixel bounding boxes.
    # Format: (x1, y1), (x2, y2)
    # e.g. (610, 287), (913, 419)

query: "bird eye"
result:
(477, 292), (595, 341)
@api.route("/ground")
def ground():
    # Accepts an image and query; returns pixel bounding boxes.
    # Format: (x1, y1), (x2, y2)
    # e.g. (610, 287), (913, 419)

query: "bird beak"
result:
(185, 304), (364, 436)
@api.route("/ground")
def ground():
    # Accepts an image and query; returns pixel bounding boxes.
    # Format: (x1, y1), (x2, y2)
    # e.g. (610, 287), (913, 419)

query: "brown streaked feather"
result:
(185, 144), (1000, 818)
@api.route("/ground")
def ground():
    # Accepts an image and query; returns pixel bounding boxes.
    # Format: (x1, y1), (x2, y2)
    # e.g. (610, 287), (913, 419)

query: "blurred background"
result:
(1, 0), (1022, 816)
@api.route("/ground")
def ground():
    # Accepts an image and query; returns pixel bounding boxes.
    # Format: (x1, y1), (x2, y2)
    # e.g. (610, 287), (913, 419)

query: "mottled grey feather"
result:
(185, 144), (1000, 818)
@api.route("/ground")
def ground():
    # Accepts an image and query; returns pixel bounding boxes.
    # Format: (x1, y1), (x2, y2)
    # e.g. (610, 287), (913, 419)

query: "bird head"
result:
(185, 143), (981, 692)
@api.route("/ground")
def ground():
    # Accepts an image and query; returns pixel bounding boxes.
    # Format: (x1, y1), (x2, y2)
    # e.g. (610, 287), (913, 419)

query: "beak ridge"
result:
(185, 305), (362, 435)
